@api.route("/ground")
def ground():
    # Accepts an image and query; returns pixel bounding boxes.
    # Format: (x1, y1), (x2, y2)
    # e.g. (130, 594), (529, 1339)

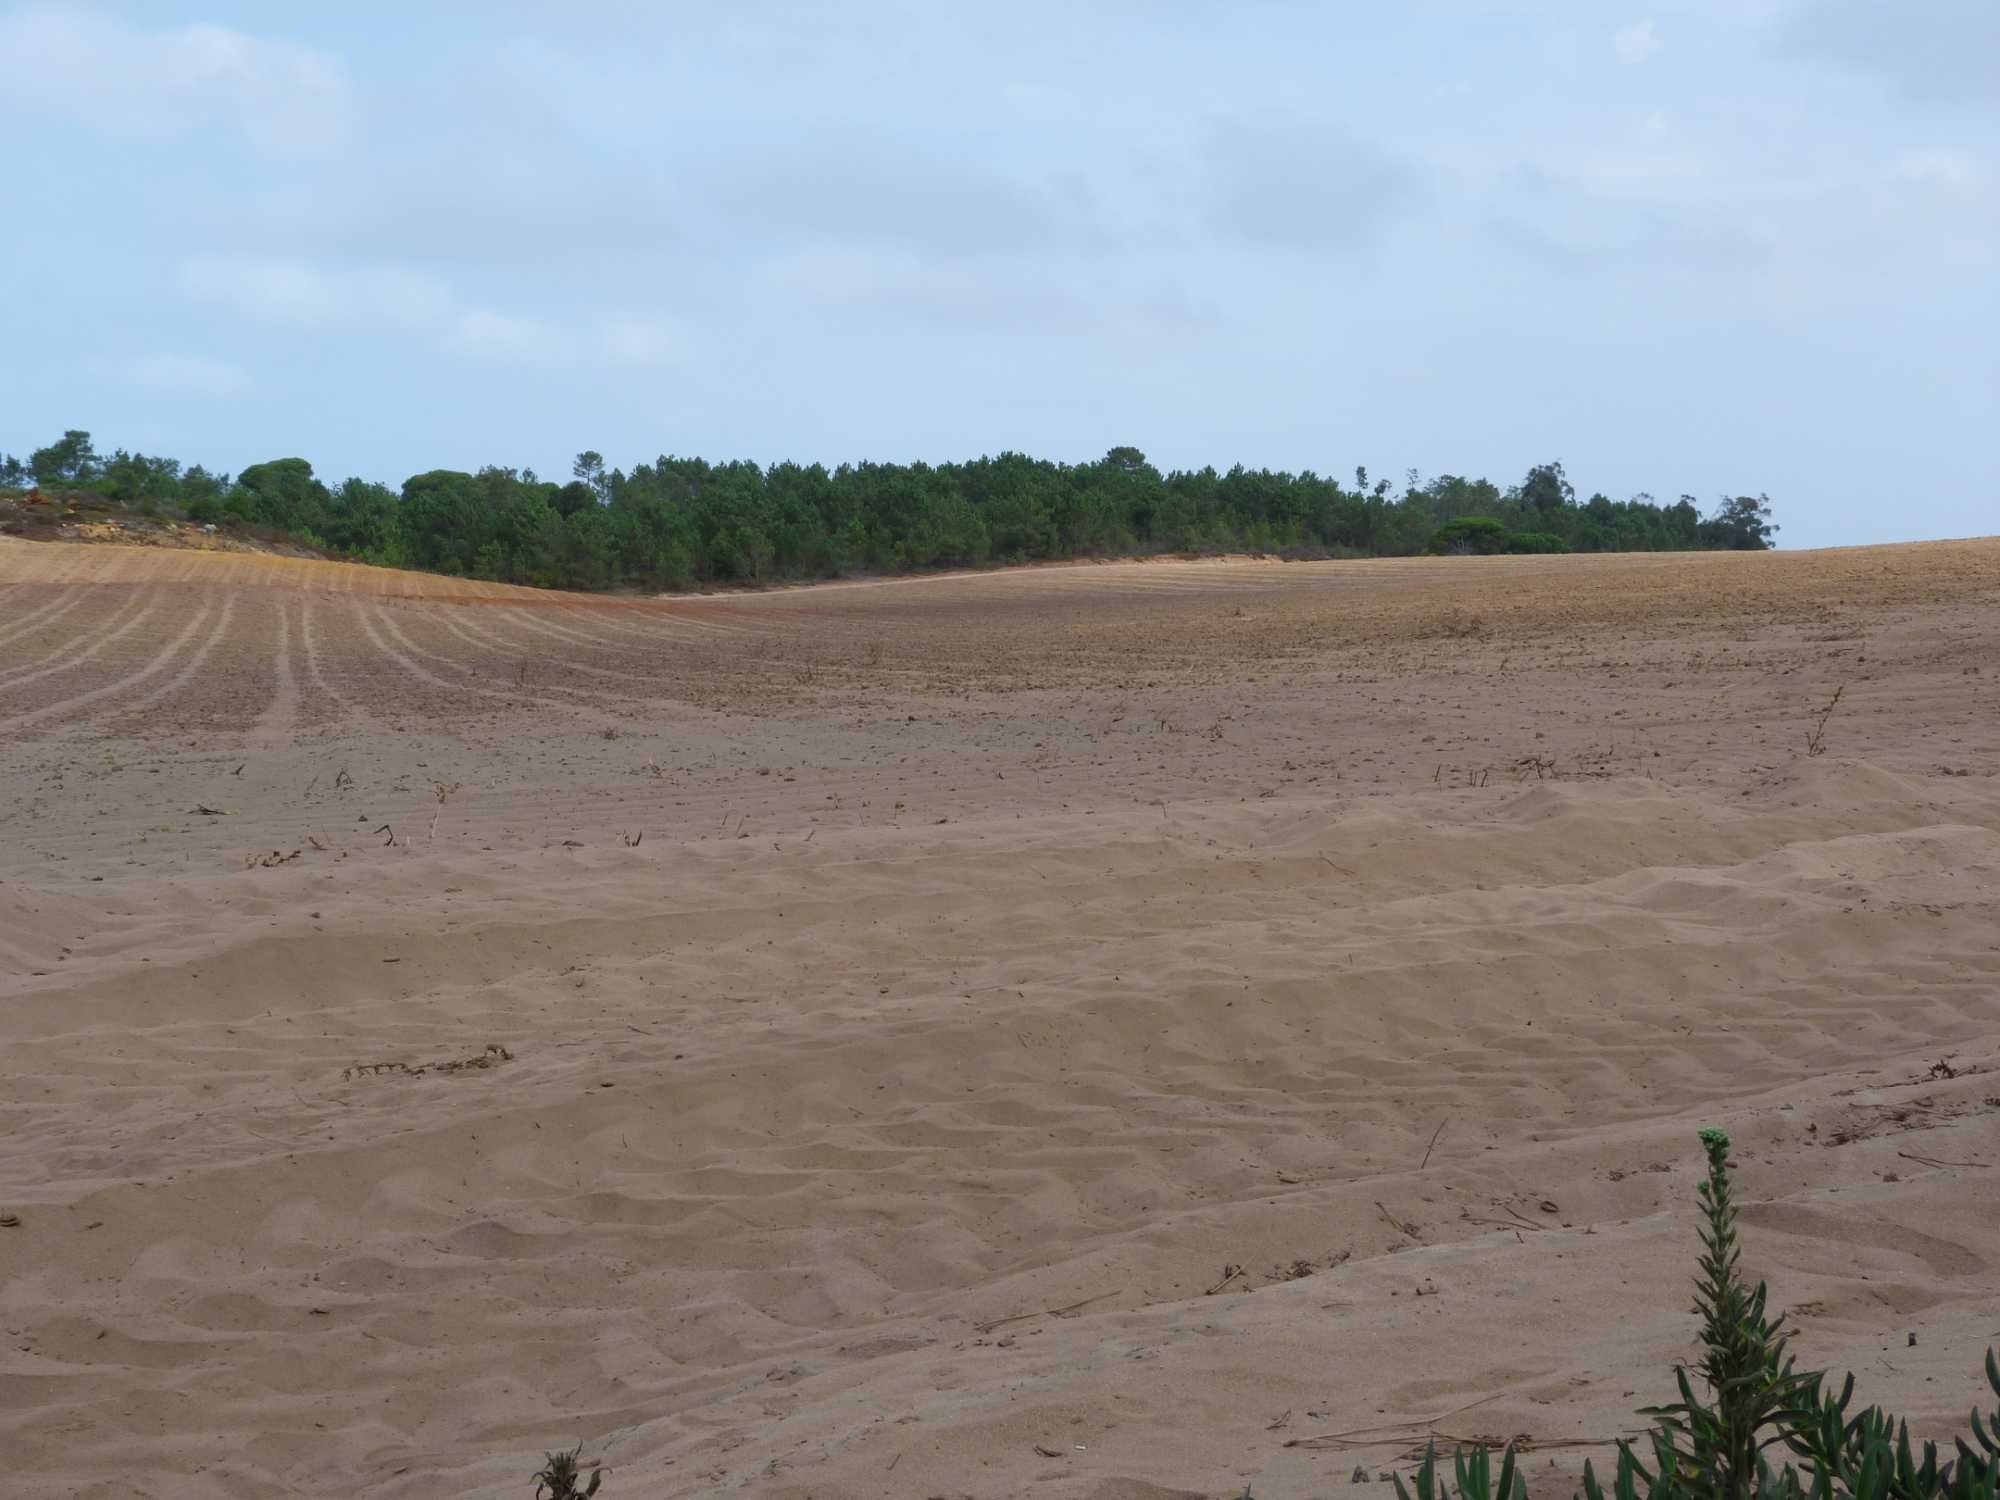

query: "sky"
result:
(3, 2), (1995, 548)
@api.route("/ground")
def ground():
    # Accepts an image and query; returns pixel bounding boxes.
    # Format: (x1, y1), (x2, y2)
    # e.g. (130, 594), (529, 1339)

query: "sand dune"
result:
(2, 536), (1998, 1498)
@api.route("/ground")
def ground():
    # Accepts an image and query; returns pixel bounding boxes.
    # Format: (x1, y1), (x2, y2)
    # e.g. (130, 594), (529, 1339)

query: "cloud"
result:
(182, 253), (559, 362)
(183, 255), (343, 327)
(697, 126), (1106, 258)
(1614, 20), (1662, 65)
(453, 308), (557, 361)
(0, 6), (348, 150)
(761, 244), (1213, 346)
(1466, 158), (1778, 289)
(768, 247), (1094, 328)
(117, 353), (250, 400)
(599, 318), (680, 368)
(1201, 114), (1429, 251)
(1897, 145), (1984, 191)
(372, 270), (458, 329)
(1774, 0), (2000, 102)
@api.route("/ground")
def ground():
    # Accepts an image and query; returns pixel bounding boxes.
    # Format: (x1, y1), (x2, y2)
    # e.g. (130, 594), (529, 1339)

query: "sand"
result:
(2, 535), (1997, 1499)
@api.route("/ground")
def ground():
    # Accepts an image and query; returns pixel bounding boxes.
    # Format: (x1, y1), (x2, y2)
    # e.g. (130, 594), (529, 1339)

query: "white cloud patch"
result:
(698, 124), (1104, 258)
(769, 247), (1092, 328)
(1897, 144), (1984, 190)
(453, 308), (557, 361)
(0, 6), (347, 150)
(1614, 20), (1662, 65)
(117, 352), (251, 399)
(599, 318), (680, 368)
(372, 270), (458, 330)
(184, 255), (343, 327)
(183, 254), (558, 363)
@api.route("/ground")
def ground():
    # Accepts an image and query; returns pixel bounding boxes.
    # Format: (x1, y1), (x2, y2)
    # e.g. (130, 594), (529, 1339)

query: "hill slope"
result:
(2, 537), (1998, 1498)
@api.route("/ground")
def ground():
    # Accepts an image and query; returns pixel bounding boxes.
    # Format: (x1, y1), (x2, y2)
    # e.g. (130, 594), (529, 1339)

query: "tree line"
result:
(3, 430), (1778, 592)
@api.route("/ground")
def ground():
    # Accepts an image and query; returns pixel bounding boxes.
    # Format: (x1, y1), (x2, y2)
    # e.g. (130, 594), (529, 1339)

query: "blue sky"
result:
(3, 2), (1994, 547)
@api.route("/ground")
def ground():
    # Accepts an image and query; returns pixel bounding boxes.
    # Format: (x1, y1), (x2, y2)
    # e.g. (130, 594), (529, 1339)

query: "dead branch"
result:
(1205, 1263), (1246, 1295)
(971, 1287), (1122, 1336)
(342, 1044), (512, 1082)
(1376, 1202), (1421, 1240)
(1420, 1119), (1449, 1170)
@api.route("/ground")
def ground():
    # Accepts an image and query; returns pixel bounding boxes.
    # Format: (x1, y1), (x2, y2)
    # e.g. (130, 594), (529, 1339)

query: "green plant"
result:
(1398, 1441), (1528, 1500)
(1773, 1351), (2000, 1500)
(1426, 517), (1572, 556)
(1427, 517), (1514, 555)
(1503, 530), (1571, 554)
(1393, 1130), (2000, 1500)
(532, 1443), (603, 1499)
(1621, 1127), (1812, 1498)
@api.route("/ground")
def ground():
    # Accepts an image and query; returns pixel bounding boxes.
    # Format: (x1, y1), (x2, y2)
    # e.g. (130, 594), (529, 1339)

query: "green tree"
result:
(322, 477), (400, 557)
(400, 469), (486, 573)
(572, 450), (610, 504)
(181, 465), (229, 504)
(0, 428), (1785, 587)
(1519, 460), (1574, 514)
(98, 451), (182, 504)
(561, 504), (619, 589)
(235, 458), (332, 536)
(1700, 494), (1778, 551)
(30, 429), (99, 487)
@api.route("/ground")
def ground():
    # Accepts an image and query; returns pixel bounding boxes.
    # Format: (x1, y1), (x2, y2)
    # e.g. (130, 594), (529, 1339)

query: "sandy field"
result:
(2, 535), (1998, 1499)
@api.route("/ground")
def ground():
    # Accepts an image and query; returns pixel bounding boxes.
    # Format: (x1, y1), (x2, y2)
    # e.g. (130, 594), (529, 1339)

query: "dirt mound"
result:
(0, 494), (325, 558)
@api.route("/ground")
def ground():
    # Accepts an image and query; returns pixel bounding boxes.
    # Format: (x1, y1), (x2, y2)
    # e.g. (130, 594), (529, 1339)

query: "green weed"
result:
(1396, 1130), (1999, 1500)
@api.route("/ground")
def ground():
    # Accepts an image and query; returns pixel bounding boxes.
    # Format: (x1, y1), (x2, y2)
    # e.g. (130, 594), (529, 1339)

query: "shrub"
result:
(1428, 518), (1514, 555)
(532, 1444), (603, 1498)
(1426, 518), (1572, 555)
(1397, 1130), (2000, 1500)
(1503, 531), (1570, 554)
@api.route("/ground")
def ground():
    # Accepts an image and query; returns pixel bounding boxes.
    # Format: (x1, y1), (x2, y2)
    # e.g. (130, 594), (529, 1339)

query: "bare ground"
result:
(2, 536), (1998, 1499)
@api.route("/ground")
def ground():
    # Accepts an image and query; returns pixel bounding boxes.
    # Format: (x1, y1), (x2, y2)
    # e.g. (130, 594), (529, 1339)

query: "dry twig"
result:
(1896, 1150), (1989, 1170)
(1376, 1202), (1421, 1240)
(1206, 1263), (1247, 1295)
(342, 1044), (513, 1082)
(1805, 685), (1845, 757)
(973, 1288), (1123, 1334)
(1420, 1119), (1449, 1170)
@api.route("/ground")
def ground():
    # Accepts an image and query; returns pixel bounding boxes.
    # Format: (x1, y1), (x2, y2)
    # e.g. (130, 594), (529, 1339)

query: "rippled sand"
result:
(3, 535), (1997, 1498)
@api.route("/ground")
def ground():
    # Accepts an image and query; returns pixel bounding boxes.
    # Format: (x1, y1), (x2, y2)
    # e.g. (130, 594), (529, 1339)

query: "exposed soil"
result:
(2, 535), (1998, 1498)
